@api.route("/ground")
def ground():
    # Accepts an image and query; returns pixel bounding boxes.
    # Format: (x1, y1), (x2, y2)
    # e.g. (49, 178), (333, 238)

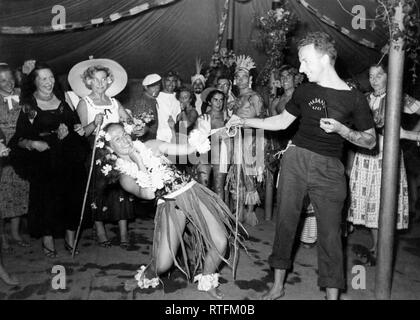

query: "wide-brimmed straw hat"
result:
(68, 57), (127, 97)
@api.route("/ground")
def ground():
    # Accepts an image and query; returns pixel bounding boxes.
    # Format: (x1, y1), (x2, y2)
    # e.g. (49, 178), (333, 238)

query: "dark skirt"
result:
(27, 154), (87, 238)
(89, 157), (135, 222)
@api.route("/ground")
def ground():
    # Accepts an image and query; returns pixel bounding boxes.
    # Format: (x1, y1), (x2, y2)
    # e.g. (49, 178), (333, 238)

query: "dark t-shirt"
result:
(285, 82), (375, 158)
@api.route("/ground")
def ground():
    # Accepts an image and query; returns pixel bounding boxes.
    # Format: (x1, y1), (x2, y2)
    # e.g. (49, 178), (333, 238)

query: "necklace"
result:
(373, 89), (386, 97)
(35, 91), (54, 101)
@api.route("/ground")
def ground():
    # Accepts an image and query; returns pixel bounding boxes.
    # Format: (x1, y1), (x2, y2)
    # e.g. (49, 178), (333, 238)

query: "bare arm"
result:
(144, 139), (196, 157)
(400, 128), (420, 142)
(76, 99), (98, 136)
(119, 175), (155, 200)
(242, 110), (297, 131)
(320, 118), (376, 149)
(250, 94), (264, 118)
(340, 127), (376, 149)
(117, 100), (131, 122)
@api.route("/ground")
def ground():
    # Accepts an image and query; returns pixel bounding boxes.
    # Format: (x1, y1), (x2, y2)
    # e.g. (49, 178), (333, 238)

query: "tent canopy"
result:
(0, 0), (410, 82)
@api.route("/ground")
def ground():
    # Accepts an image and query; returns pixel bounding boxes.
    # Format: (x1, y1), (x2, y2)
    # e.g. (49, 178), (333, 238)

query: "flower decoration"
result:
(374, 0), (420, 84)
(95, 126), (191, 196)
(134, 266), (160, 289)
(253, 5), (297, 86)
(210, 47), (236, 69)
(193, 273), (219, 291)
(124, 111), (154, 137)
(188, 129), (211, 154)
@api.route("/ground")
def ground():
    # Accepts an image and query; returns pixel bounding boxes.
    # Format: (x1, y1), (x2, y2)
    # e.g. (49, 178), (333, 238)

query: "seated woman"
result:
(95, 122), (246, 299)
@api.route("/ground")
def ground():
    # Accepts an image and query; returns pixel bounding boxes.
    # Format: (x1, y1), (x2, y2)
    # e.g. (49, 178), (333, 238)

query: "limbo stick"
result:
(72, 125), (101, 258)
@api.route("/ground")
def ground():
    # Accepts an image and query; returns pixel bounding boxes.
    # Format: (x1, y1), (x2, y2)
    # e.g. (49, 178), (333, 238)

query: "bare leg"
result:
(212, 166), (227, 201)
(42, 235), (57, 257)
(0, 219), (11, 252)
(11, 217), (23, 242)
(147, 210), (187, 277)
(408, 174), (418, 213)
(119, 220), (128, 242)
(65, 230), (75, 246)
(95, 221), (109, 245)
(119, 220), (129, 249)
(0, 231), (18, 285)
(0, 257), (18, 286)
(261, 268), (286, 300)
(1, 233), (10, 252)
(200, 203), (228, 299)
(243, 175), (259, 226)
(370, 228), (378, 253)
(326, 287), (339, 300)
(197, 164), (212, 189)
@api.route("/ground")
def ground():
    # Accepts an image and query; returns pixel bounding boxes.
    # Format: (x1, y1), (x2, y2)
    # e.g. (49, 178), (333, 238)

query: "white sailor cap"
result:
(142, 74), (162, 87)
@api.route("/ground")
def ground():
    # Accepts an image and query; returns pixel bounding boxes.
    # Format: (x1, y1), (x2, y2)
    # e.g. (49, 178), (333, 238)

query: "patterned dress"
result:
(85, 96), (135, 222)
(347, 93), (419, 229)
(0, 91), (29, 219)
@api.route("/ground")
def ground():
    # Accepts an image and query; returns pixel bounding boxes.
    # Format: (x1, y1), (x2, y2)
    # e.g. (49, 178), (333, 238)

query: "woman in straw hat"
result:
(69, 58), (135, 249)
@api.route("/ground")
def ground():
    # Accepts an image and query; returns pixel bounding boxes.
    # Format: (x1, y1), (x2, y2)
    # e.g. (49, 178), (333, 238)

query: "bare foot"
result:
(0, 268), (19, 286)
(244, 211), (259, 226)
(261, 286), (285, 300)
(124, 279), (138, 292)
(1, 243), (13, 254)
(207, 287), (224, 300)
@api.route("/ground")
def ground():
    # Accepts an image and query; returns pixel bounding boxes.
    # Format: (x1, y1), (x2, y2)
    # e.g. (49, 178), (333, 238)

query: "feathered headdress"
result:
(191, 57), (206, 85)
(235, 55), (256, 74)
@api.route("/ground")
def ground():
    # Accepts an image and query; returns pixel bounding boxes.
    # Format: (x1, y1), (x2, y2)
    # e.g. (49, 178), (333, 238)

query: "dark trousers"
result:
(268, 146), (347, 289)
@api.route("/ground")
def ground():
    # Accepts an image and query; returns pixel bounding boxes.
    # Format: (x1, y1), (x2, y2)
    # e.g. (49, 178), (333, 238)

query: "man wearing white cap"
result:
(126, 74), (161, 141)
(156, 71), (181, 143)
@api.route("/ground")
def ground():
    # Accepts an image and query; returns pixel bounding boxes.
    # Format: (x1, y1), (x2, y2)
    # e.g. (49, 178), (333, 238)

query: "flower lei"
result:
(95, 132), (214, 197)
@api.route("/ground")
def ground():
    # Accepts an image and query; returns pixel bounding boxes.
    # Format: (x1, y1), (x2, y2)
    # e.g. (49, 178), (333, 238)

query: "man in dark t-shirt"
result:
(230, 32), (376, 300)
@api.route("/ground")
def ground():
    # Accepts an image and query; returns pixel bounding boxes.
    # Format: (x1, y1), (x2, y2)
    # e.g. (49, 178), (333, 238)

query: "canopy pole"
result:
(375, 1), (406, 300)
(227, 0), (234, 50)
(272, 0), (283, 9)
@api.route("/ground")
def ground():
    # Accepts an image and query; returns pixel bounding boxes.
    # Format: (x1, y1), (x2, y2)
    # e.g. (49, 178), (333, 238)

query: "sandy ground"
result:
(1, 207), (420, 300)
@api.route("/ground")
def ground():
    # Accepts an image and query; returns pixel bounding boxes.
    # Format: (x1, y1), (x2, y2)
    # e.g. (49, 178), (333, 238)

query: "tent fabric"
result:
(286, 0), (382, 77)
(0, 0), (178, 34)
(0, 0), (394, 80)
(298, 0), (379, 49)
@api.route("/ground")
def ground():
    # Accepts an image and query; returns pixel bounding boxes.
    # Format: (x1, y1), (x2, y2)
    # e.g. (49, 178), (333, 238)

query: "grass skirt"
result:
(152, 181), (247, 280)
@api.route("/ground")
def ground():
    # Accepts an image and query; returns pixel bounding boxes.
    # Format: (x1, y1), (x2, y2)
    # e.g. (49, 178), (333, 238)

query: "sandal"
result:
(97, 240), (112, 248)
(13, 239), (31, 248)
(64, 241), (80, 255)
(1, 245), (14, 254)
(119, 241), (130, 250)
(42, 243), (58, 258)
